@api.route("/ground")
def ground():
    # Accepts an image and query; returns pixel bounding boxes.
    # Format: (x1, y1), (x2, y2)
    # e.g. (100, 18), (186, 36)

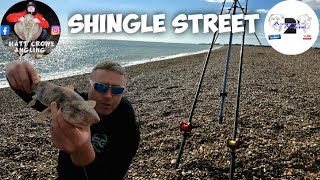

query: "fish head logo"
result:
(297, 14), (312, 33)
(268, 14), (285, 32)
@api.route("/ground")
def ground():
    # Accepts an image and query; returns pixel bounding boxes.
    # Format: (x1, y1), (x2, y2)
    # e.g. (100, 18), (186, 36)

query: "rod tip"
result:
(219, 116), (224, 124)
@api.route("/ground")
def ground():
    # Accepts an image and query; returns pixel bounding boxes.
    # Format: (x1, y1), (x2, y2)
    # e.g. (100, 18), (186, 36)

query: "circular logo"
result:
(1, 0), (61, 59)
(264, 0), (319, 55)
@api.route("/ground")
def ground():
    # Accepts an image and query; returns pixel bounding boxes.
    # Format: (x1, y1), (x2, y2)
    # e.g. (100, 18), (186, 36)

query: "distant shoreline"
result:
(0, 46), (221, 89)
(1, 43), (319, 89)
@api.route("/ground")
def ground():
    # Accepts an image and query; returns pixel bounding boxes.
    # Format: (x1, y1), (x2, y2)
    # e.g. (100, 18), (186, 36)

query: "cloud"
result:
(255, 9), (269, 14)
(300, 0), (320, 10)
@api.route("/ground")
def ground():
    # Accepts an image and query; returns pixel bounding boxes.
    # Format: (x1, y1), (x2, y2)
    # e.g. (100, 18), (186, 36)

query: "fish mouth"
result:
(70, 114), (100, 127)
(74, 120), (99, 128)
(72, 123), (87, 128)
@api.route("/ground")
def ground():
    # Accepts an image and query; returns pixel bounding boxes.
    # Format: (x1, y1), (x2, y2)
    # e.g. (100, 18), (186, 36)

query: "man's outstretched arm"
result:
(5, 61), (46, 111)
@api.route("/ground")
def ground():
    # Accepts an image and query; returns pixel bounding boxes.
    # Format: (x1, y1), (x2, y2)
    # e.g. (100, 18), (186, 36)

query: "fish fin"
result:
(87, 100), (96, 109)
(65, 85), (75, 91)
(35, 107), (51, 123)
(28, 95), (37, 107)
(32, 27), (42, 41)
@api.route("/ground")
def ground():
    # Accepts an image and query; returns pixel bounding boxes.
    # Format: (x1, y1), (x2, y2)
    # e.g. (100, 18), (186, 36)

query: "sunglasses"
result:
(90, 80), (125, 96)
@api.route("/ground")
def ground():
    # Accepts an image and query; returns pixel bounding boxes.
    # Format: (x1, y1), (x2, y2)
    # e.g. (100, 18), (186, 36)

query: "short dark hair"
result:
(91, 61), (126, 79)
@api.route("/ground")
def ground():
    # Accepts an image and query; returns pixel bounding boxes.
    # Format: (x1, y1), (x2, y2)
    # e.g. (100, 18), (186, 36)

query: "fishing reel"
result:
(179, 122), (192, 132)
(179, 122), (201, 133)
(227, 138), (241, 150)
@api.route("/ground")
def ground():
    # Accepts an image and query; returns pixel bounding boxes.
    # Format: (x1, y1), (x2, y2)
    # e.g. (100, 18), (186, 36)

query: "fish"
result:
(29, 81), (100, 127)
(268, 14), (285, 32)
(297, 14), (312, 33)
(14, 14), (42, 43)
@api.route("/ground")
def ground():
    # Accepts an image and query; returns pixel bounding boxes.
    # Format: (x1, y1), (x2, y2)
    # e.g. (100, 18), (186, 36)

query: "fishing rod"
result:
(236, 0), (265, 51)
(232, 0), (266, 52)
(227, 0), (248, 179)
(218, 0), (238, 124)
(174, 0), (227, 169)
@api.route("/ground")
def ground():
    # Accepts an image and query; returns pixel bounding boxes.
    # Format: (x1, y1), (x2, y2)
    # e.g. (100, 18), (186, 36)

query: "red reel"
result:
(180, 122), (192, 132)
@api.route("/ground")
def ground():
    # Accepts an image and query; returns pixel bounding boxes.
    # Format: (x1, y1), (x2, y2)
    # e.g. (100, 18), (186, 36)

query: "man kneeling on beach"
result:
(5, 61), (140, 179)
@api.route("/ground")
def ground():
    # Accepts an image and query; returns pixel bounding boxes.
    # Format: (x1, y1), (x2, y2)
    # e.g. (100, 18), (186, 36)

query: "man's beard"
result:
(27, 11), (36, 15)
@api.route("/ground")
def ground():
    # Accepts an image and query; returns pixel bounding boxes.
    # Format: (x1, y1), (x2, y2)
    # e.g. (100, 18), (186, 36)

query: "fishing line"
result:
(228, 0), (248, 179)
(79, 149), (89, 180)
(174, 0), (228, 169)
(218, 0), (238, 124)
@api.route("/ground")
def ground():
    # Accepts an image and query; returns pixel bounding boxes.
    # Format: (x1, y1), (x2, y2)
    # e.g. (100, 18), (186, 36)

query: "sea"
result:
(1, 38), (319, 89)
(0, 39), (217, 88)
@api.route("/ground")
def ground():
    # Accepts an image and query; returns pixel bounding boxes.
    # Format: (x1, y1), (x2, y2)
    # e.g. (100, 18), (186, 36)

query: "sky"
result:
(0, 0), (319, 44)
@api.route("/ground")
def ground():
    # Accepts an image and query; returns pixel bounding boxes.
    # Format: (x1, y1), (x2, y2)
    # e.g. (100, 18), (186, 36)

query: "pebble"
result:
(1, 46), (319, 179)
